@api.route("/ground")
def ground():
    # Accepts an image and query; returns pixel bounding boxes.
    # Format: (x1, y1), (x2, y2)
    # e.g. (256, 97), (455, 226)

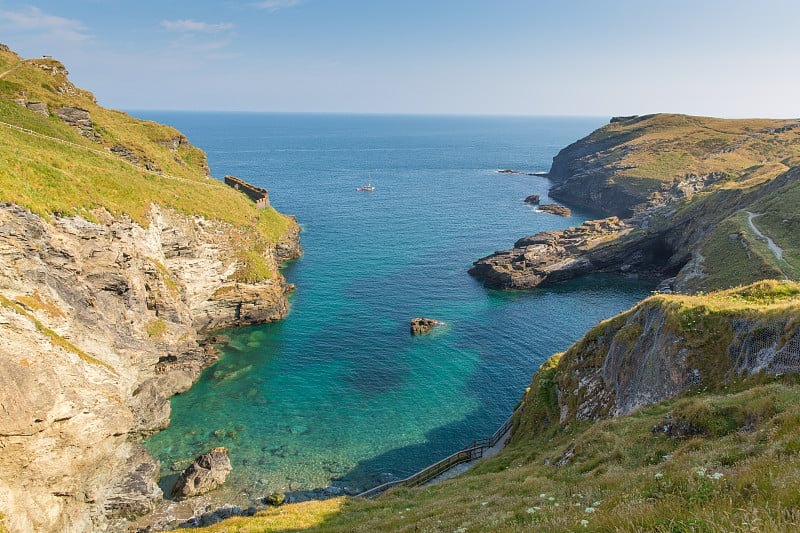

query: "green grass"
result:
(145, 318), (167, 339)
(0, 47), (294, 285)
(188, 380), (800, 532)
(570, 113), (800, 204)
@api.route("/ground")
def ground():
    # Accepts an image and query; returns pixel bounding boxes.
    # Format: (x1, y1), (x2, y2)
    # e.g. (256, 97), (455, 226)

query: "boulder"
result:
(524, 194), (540, 205)
(26, 102), (49, 117)
(539, 204), (572, 217)
(410, 317), (440, 335)
(265, 492), (286, 506)
(170, 447), (232, 499)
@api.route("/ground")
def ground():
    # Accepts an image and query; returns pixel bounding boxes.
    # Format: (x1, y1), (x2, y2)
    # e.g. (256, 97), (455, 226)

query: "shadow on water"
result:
(336, 405), (505, 492)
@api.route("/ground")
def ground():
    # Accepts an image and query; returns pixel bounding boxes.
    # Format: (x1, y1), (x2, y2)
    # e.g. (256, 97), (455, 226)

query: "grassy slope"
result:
(186, 282), (800, 532)
(585, 114), (800, 194)
(0, 48), (290, 280)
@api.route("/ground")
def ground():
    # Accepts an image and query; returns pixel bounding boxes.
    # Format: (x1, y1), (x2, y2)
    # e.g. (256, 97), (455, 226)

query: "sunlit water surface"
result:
(135, 113), (651, 502)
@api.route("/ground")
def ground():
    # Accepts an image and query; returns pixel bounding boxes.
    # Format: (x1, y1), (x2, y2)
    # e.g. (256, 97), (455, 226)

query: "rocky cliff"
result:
(471, 115), (800, 293)
(513, 281), (800, 437)
(0, 202), (300, 532)
(546, 114), (800, 218)
(0, 45), (302, 532)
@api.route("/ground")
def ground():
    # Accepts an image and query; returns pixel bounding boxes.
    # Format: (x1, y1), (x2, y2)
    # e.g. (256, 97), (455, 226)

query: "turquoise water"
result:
(138, 113), (651, 502)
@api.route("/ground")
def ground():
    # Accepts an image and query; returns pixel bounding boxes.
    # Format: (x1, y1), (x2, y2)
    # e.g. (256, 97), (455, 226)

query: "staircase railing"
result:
(357, 411), (516, 499)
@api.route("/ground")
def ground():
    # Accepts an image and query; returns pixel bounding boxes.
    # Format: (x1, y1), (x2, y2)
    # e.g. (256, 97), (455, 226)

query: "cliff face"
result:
(471, 117), (800, 293)
(546, 114), (800, 219)
(513, 281), (800, 440)
(0, 203), (300, 532)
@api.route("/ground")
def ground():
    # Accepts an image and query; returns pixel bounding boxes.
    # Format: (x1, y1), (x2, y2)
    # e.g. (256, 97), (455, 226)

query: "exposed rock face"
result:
(538, 204), (571, 217)
(171, 448), (232, 499)
(520, 296), (800, 432)
(110, 144), (161, 172)
(471, 162), (800, 292)
(524, 194), (540, 205)
(53, 106), (98, 141)
(468, 217), (669, 290)
(25, 101), (49, 117)
(0, 202), (300, 532)
(410, 317), (441, 335)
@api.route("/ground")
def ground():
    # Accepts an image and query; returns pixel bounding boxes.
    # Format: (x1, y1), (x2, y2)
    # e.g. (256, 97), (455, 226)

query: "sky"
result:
(1, 0), (799, 117)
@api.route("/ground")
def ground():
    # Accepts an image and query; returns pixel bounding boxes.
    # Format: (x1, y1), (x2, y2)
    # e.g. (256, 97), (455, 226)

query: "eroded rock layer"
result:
(0, 203), (300, 532)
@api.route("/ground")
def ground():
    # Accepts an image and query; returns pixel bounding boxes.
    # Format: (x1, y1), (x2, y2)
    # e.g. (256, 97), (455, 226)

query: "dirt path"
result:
(0, 60), (27, 80)
(747, 212), (784, 261)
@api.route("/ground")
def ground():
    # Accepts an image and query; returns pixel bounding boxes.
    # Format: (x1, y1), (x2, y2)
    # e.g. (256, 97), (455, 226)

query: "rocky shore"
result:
(0, 203), (300, 532)
(470, 115), (800, 293)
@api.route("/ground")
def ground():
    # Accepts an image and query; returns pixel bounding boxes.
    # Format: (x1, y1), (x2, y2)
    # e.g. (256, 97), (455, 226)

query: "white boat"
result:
(358, 172), (375, 191)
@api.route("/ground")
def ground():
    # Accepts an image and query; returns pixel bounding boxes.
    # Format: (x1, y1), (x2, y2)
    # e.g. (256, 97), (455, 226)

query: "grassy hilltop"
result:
(548, 113), (800, 215)
(0, 46), (291, 281)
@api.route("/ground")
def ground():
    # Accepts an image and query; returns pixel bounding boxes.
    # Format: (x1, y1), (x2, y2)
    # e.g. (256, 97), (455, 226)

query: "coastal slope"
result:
(470, 114), (800, 293)
(0, 46), (300, 532)
(184, 115), (800, 531)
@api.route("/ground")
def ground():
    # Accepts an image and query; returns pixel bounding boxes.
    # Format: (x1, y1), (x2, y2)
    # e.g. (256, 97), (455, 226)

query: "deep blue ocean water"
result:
(135, 112), (651, 502)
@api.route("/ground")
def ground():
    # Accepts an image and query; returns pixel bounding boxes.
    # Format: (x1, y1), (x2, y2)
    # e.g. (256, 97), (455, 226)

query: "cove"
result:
(137, 113), (653, 503)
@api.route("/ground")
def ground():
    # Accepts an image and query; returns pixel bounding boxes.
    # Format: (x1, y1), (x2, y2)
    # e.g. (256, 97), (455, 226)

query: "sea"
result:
(133, 112), (652, 503)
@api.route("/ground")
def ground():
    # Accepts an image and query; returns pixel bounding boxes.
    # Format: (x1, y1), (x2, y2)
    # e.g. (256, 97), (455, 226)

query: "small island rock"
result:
(410, 317), (441, 335)
(524, 194), (540, 205)
(539, 204), (572, 217)
(171, 447), (232, 499)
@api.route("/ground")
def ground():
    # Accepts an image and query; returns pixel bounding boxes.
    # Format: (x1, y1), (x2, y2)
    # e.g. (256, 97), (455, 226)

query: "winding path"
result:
(0, 59), (28, 80)
(747, 211), (784, 261)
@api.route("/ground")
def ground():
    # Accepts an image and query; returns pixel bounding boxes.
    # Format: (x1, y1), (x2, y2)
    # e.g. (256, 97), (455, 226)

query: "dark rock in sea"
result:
(539, 204), (572, 217)
(410, 317), (441, 335)
(524, 194), (540, 205)
(265, 492), (286, 506)
(170, 447), (232, 499)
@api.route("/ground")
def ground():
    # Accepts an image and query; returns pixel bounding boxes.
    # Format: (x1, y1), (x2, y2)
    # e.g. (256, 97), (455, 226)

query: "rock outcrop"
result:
(410, 317), (441, 335)
(514, 282), (800, 437)
(538, 204), (571, 217)
(0, 203), (300, 532)
(171, 448), (232, 499)
(53, 106), (98, 141)
(524, 194), (540, 205)
(468, 217), (669, 290)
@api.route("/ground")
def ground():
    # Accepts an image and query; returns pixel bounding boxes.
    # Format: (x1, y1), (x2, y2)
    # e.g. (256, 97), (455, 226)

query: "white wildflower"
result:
(526, 507), (536, 514)
(584, 507), (596, 513)
(581, 519), (589, 527)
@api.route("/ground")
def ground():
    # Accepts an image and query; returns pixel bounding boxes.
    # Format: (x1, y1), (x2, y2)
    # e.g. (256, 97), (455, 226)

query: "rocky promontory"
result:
(0, 45), (302, 533)
(472, 114), (800, 293)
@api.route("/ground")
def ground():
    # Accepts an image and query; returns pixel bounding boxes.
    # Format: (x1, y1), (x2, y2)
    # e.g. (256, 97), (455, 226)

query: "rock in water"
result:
(410, 317), (440, 335)
(171, 447), (232, 499)
(524, 194), (540, 204)
(539, 204), (572, 217)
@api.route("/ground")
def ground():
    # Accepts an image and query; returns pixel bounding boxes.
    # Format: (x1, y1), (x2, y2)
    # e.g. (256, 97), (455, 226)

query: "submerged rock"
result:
(171, 447), (232, 499)
(524, 194), (540, 205)
(410, 317), (442, 335)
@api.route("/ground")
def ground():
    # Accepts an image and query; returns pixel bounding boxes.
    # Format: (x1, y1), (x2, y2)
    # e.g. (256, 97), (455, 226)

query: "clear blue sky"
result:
(1, 0), (799, 117)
